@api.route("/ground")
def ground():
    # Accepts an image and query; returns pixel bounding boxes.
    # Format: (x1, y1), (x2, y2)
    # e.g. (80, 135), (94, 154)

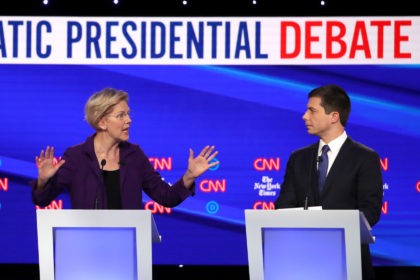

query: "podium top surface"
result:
(36, 209), (161, 243)
(244, 209), (373, 244)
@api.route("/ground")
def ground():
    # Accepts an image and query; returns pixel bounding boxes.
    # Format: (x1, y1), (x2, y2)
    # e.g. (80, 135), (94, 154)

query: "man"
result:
(274, 84), (383, 280)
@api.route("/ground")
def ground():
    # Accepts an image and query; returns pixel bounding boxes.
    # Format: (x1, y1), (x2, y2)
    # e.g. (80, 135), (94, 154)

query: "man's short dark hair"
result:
(308, 84), (351, 126)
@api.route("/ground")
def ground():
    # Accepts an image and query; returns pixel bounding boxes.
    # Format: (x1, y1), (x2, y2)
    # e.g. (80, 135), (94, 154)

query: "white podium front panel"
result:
(245, 209), (367, 280)
(36, 209), (161, 280)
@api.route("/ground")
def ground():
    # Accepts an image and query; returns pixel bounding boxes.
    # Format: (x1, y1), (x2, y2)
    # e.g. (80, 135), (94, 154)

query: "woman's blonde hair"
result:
(84, 87), (129, 130)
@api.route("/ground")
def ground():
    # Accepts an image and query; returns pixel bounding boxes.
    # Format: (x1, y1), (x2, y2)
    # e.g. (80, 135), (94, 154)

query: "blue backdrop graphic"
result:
(0, 64), (419, 266)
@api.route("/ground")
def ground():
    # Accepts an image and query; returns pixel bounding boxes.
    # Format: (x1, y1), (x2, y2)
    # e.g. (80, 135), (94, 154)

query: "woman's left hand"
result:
(183, 145), (219, 187)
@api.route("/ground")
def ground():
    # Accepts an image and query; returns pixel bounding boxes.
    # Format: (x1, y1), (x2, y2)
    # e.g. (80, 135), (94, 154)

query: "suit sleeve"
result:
(357, 150), (383, 227)
(274, 152), (299, 208)
(135, 147), (194, 208)
(31, 148), (75, 207)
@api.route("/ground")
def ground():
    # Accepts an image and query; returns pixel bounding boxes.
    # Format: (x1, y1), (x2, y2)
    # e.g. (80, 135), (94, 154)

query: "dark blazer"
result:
(274, 136), (383, 279)
(32, 134), (194, 209)
(275, 136), (383, 225)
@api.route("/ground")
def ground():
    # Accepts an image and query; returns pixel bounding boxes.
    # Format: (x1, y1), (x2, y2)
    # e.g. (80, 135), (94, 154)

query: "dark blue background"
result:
(0, 64), (419, 266)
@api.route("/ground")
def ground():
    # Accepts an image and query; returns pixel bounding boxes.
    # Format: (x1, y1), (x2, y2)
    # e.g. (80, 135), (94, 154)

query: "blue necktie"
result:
(317, 145), (330, 193)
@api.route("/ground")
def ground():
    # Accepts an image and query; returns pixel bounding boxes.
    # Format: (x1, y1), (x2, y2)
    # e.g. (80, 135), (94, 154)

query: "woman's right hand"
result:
(35, 146), (65, 189)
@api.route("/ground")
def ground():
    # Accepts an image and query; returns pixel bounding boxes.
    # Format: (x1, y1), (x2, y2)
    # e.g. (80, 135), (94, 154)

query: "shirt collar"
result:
(319, 131), (347, 155)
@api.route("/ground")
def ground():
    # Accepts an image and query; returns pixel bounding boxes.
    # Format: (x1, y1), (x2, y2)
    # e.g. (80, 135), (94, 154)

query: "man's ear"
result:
(331, 111), (340, 124)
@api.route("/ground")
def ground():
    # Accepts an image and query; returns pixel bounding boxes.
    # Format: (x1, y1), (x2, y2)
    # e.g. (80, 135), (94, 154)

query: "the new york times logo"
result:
(253, 175), (280, 196)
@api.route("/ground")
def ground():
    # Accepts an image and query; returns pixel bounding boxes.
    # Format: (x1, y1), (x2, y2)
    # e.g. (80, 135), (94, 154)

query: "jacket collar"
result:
(81, 133), (136, 163)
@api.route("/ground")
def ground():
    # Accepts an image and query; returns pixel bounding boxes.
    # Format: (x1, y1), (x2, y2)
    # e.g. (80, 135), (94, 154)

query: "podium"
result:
(245, 209), (374, 280)
(36, 209), (161, 280)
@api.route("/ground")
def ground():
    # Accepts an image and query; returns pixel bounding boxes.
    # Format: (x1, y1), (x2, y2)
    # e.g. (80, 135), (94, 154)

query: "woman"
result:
(32, 87), (219, 209)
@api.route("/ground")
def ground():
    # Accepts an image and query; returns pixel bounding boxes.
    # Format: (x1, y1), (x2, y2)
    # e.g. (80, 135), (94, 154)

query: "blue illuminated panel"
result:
(263, 228), (346, 280)
(53, 227), (137, 280)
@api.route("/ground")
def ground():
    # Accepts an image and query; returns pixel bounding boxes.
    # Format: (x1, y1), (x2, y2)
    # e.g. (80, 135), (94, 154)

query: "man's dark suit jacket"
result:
(275, 136), (383, 279)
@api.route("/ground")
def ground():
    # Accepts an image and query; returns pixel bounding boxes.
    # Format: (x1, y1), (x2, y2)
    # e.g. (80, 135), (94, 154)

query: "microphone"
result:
(100, 159), (106, 170)
(317, 156), (323, 163)
(304, 196), (309, 210)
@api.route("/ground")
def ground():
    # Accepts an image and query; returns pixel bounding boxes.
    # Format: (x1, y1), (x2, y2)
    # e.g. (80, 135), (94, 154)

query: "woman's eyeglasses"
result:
(108, 112), (131, 121)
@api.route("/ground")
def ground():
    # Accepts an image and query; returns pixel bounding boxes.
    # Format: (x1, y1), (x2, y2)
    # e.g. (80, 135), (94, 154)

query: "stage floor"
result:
(0, 264), (419, 280)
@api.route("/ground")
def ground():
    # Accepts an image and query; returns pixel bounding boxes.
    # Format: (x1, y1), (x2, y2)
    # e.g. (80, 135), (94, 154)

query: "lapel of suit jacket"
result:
(309, 143), (319, 201)
(118, 141), (129, 190)
(322, 137), (353, 193)
(83, 134), (103, 180)
(118, 141), (137, 191)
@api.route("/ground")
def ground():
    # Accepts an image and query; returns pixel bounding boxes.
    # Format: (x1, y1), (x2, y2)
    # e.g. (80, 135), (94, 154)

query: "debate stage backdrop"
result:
(0, 16), (419, 267)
